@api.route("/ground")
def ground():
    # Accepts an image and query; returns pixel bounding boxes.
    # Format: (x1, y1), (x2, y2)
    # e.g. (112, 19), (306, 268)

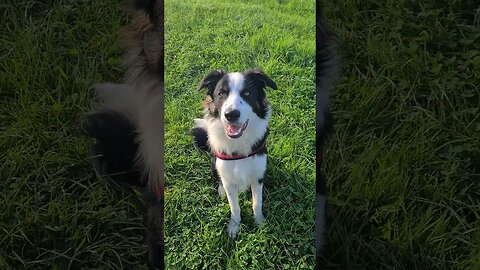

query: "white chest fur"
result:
(216, 154), (267, 193)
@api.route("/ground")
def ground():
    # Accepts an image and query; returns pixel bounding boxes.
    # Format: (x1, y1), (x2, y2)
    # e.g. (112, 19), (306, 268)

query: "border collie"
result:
(316, 1), (340, 269)
(192, 69), (277, 239)
(81, 0), (164, 269)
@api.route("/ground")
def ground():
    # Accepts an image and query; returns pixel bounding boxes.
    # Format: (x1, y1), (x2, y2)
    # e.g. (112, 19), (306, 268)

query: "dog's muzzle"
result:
(225, 119), (249, 138)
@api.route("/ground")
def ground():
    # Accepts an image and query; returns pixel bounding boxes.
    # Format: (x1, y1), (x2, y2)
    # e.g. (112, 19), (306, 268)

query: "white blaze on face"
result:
(223, 72), (245, 114)
(228, 72), (244, 92)
(221, 72), (250, 138)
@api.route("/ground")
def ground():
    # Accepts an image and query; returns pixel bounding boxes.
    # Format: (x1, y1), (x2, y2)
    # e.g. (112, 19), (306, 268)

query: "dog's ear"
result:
(245, 69), (278, 90)
(196, 70), (225, 93)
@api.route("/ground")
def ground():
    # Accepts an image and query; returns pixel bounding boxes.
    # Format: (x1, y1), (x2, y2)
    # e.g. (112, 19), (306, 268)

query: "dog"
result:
(316, 1), (340, 269)
(192, 69), (277, 239)
(81, 0), (164, 269)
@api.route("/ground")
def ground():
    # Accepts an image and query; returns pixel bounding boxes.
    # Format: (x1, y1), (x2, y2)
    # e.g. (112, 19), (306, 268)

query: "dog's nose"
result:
(225, 110), (240, 122)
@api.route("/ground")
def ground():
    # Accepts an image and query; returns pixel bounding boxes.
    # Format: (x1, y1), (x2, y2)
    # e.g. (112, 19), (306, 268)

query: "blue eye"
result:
(219, 91), (227, 97)
(243, 91), (250, 96)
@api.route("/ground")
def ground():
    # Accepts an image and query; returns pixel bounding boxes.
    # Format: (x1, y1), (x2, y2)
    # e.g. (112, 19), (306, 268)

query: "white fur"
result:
(216, 141), (267, 239)
(199, 72), (271, 238)
(227, 72), (244, 93)
(133, 80), (164, 193)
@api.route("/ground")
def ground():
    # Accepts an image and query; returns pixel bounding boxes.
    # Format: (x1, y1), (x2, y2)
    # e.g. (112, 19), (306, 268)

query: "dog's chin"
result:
(224, 119), (249, 139)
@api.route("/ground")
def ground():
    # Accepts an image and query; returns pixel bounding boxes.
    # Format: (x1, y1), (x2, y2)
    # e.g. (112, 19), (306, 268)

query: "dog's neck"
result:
(206, 112), (270, 156)
(212, 131), (268, 160)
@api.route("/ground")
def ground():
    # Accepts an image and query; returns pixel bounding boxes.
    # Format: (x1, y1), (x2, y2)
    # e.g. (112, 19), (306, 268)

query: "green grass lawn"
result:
(1, 0), (479, 269)
(164, 0), (315, 269)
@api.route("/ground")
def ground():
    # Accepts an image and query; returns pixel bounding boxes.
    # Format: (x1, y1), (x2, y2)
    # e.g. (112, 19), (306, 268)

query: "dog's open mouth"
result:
(225, 119), (249, 138)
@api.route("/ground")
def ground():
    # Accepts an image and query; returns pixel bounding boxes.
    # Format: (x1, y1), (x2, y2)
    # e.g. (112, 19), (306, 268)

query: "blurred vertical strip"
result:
(129, 1), (165, 268)
(82, 0), (165, 268)
(316, 0), (340, 269)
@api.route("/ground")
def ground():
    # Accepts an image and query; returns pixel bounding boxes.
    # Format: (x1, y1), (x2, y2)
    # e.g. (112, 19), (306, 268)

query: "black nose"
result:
(225, 110), (240, 122)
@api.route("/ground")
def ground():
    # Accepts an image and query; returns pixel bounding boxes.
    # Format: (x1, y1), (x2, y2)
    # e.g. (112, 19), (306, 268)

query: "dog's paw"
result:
(218, 184), (226, 198)
(254, 213), (265, 224)
(227, 219), (240, 239)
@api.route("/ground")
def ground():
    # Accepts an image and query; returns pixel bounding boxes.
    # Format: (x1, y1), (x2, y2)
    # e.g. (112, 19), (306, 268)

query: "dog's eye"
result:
(243, 90), (250, 96)
(219, 91), (227, 97)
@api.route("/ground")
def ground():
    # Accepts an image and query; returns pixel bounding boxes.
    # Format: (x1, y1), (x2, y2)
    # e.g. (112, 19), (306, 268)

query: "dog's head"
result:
(197, 69), (277, 139)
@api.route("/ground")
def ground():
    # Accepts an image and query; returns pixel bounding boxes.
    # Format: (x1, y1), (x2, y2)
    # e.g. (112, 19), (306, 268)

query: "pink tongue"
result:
(227, 124), (242, 134)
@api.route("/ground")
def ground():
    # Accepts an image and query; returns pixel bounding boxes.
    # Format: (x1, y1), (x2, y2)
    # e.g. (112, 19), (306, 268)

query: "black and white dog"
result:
(192, 69), (277, 239)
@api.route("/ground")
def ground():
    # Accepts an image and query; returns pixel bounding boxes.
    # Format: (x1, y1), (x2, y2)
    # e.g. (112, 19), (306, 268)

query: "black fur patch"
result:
(135, 0), (157, 21)
(81, 110), (145, 188)
(250, 129), (268, 156)
(191, 127), (210, 152)
(196, 70), (226, 97)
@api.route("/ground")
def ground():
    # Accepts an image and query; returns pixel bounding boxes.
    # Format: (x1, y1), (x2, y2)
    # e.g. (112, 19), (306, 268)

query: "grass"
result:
(323, 0), (480, 269)
(0, 0), (479, 269)
(164, 0), (315, 269)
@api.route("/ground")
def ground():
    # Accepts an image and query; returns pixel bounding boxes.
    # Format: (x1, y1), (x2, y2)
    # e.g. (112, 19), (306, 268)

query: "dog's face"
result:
(197, 69), (277, 138)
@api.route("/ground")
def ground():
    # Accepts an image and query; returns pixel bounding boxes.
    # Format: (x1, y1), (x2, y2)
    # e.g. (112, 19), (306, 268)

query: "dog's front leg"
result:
(223, 182), (241, 239)
(251, 180), (265, 224)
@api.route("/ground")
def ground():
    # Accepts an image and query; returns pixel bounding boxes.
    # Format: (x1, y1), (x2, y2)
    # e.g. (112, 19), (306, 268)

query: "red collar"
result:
(213, 138), (267, 160)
